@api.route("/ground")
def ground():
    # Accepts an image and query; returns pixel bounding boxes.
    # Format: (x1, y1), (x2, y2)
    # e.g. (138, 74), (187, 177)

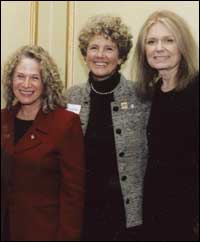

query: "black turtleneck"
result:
(83, 71), (126, 240)
(89, 71), (120, 93)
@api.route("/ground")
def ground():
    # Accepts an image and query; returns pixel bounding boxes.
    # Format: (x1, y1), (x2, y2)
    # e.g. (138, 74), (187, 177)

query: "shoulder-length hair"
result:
(2, 45), (66, 113)
(133, 10), (199, 99)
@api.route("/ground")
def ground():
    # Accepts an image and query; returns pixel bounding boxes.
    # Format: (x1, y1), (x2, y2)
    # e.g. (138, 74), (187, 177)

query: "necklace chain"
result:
(90, 83), (116, 95)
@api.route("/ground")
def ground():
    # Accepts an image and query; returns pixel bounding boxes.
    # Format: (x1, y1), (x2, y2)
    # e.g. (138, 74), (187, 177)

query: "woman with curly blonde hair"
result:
(1, 45), (85, 241)
(2, 45), (66, 112)
(66, 15), (150, 241)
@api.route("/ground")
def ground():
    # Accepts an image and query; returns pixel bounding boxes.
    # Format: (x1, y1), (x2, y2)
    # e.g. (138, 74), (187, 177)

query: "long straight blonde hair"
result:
(133, 10), (198, 99)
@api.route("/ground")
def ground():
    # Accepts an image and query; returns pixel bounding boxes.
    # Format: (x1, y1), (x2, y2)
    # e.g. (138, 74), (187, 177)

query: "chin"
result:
(153, 65), (169, 70)
(20, 101), (34, 106)
(93, 71), (108, 76)
(19, 98), (39, 105)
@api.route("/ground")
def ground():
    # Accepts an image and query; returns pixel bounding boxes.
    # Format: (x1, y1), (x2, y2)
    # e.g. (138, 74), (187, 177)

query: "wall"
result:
(1, 1), (30, 108)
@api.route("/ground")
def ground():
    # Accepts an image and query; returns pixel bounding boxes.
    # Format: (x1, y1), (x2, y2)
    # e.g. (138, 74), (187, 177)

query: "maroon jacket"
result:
(1, 105), (85, 241)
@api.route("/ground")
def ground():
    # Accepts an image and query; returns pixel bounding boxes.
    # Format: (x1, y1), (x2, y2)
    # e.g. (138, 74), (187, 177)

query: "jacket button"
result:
(119, 152), (125, 157)
(113, 106), (119, 112)
(121, 175), (127, 181)
(6, 133), (10, 139)
(126, 198), (130, 204)
(116, 128), (121, 134)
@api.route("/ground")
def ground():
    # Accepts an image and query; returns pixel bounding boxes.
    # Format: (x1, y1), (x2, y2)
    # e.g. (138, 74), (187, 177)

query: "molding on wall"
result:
(65, 1), (75, 88)
(29, 1), (39, 45)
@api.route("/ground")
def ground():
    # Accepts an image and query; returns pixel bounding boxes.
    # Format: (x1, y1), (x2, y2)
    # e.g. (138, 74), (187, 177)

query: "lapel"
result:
(1, 106), (15, 156)
(79, 82), (91, 135)
(2, 105), (51, 155)
(113, 74), (148, 111)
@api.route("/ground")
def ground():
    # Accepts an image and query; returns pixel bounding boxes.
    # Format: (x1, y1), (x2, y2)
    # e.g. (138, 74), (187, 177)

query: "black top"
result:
(14, 118), (33, 144)
(147, 75), (199, 165)
(144, 74), (199, 241)
(83, 72), (126, 240)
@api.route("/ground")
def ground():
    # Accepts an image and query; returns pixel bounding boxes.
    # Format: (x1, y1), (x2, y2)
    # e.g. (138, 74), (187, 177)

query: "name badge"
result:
(67, 103), (81, 115)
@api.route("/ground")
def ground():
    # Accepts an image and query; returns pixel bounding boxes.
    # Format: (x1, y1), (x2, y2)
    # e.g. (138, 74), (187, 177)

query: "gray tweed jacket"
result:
(66, 75), (150, 228)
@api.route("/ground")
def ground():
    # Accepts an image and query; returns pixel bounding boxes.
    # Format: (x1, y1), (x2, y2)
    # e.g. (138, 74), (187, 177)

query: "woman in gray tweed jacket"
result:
(66, 15), (150, 241)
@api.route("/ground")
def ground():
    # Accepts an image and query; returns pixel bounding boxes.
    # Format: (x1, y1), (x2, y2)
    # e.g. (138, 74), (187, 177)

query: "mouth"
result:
(19, 90), (34, 96)
(94, 62), (108, 67)
(154, 56), (168, 60)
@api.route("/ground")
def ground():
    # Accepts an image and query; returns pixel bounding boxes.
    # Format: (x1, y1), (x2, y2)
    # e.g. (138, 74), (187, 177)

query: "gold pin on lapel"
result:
(121, 102), (128, 110)
(30, 134), (35, 140)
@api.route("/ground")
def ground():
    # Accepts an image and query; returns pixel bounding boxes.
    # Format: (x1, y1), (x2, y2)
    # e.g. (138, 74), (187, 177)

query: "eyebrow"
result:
(15, 72), (40, 76)
(88, 44), (117, 48)
(146, 35), (175, 39)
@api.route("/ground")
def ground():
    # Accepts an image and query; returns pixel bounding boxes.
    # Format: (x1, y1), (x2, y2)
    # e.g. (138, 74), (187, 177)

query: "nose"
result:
(155, 40), (164, 51)
(22, 77), (32, 88)
(96, 48), (105, 57)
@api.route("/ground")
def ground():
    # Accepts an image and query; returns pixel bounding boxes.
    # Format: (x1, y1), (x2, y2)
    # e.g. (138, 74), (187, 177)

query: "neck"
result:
(17, 103), (41, 120)
(90, 70), (120, 94)
(91, 69), (118, 81)
(159, 67), (178, 92)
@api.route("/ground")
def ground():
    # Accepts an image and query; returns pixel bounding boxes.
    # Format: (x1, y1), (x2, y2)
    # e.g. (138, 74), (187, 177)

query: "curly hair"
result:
(2, 45), (66, 113)
(133, 10), (198, 99)
(78, 15), (133, 64)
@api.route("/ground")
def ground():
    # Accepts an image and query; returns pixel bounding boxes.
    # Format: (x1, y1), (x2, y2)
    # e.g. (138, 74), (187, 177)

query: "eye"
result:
(89, 46), (97, 50)
(146, 40), (156, 45)
(106, 47), (114, 51)
(15, 74), (25, 80)
(31, 76), (40, 81)
(167, 39), (174, 43)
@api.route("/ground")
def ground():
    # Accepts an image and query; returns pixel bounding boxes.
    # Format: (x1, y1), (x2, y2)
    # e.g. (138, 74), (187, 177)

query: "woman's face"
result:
(85, 34), (122, 80)
(145, 22), (181, 73)
(12, 57), (43, 108)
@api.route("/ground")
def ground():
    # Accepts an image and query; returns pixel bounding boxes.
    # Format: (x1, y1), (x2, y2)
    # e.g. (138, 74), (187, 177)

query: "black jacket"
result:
(144, 73), (199, 241)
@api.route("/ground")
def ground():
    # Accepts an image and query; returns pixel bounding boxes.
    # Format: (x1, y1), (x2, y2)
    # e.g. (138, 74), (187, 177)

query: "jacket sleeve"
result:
(57, 113), (85, 241)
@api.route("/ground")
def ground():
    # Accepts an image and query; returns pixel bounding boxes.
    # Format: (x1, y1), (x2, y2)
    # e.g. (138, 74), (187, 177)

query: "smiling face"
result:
(145, 22), (181, 73)
(12, 57), (43, 109)
(85, 34), (122, 80)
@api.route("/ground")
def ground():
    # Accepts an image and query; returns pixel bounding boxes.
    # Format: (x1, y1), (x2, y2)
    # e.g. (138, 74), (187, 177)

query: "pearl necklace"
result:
(90, 83), (116, 95)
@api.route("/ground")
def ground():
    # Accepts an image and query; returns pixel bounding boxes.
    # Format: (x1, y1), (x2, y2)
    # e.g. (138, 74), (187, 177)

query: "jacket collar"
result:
(9, 103), (49, 134)
(2, 104), (52, 154)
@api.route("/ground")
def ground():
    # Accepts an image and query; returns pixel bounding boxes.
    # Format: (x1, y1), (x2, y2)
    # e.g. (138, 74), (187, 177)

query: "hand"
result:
(193, 222), (199, 240)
